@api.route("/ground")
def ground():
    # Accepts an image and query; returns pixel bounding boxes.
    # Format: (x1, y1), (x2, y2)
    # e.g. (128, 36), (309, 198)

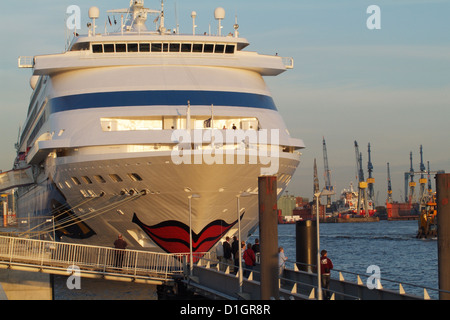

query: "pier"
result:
(0, 234), (443, 300)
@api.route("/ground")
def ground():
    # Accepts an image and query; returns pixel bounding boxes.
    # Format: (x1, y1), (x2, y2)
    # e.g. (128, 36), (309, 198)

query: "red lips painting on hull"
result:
(132, 213), (242, 254)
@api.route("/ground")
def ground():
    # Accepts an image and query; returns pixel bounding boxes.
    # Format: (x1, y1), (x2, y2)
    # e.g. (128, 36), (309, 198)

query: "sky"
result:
(0, 0), (449, 205)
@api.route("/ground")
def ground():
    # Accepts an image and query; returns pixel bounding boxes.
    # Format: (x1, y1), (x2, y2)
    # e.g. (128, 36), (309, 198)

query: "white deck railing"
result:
(0, 235), (208, 282)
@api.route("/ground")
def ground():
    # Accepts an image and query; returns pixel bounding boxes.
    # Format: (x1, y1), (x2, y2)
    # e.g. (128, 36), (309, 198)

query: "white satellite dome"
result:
(214, 7), (225, 20)
(89, 7), (100, 19)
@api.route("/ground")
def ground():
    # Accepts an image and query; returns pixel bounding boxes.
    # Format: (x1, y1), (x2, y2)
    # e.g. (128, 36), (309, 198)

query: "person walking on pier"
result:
(231, 236), (239, 274)
(278, 247), (288, 277)
(320, 249), (334, 300)
(114, 234), (128, 269)
(243, 243), (256, 278)
(216, 240), (224, 271)
(223, 236), (232, 271)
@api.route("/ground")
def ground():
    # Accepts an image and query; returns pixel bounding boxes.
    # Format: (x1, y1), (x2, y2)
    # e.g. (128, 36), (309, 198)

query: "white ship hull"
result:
(18, 148), (299, 253)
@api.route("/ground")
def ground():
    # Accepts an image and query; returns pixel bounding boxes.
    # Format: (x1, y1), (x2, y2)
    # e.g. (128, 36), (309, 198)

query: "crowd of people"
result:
(216, 237), (291, 279)
(114, 233), (334, 299)
(215, 236), (334, 299)
(215, 236), (260, 274)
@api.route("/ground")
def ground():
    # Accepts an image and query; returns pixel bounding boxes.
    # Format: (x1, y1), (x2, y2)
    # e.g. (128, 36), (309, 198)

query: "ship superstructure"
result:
(9, 1), (304, 253)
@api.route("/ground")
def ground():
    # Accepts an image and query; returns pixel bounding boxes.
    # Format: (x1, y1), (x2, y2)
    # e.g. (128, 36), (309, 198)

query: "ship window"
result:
(94, 175), (106, 183)
(87, 190), (97, 197)
(204, 44), (214, 53)
(116, 43), (126, 53)
(181, 43), (192, 52)
(225, 45), (235, 54)
(71, 42), (90, 51)
(128, 43), (138, 52)
(151, 43), (162, 52)
(140, 43), (150, 52)
(80, 189), (89, 198)
(92, 44), (103, 53)
(163, 43), (169, 52)
(169, 43), (180, 52)
(109, 174), (123, 183)
(81, 176), (93, 184)
(128, 173), (143, 182)
(193, 43), (203, 53)
(104, 44), (115, 53)
(71, 177), (81, 185)
(101, 117), (163, 131)
(215, 44), (225, 54)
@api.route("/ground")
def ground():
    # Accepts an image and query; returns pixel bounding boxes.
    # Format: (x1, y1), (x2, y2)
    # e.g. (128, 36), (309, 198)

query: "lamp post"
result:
(314, 188), (335, 300)
(236, 191), (257, 293)
(188, 194), (201, 276)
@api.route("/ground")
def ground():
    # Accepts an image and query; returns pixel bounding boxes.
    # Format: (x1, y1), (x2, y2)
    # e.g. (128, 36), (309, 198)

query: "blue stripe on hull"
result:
(49, 90), (278, 113)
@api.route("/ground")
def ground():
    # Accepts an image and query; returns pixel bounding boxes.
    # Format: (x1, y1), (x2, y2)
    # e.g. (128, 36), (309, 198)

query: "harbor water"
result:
(250, 219), (439, 299)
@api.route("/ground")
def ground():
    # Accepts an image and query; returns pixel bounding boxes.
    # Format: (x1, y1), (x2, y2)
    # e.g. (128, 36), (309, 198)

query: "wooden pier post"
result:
(437, 173), (450, 300)
(258, 176), (279, 300)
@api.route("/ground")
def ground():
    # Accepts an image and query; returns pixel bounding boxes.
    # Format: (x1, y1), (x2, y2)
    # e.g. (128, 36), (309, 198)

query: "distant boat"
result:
(337, 183), (375, 217)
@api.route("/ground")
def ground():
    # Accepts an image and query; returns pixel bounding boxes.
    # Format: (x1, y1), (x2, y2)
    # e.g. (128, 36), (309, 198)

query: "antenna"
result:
(214, 7), (225, 36)
(234, 15), (239, 38)
(159, 0), (166, 34)
(174, 2), (179, 34)
(191, 11), (197, 35)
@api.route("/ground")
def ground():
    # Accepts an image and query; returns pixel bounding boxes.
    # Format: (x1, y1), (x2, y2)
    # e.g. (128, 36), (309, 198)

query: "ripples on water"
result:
(249, 220), (439, 299)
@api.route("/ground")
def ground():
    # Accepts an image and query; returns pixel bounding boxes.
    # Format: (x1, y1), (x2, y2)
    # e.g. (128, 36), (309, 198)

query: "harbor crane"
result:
(313, 158), (320, 195)
(313, 158), (320, 217)
(418, 145), (428, 209)
(322, 137), (333, 207)
(367, 143), (375, 203)
(404, 146), (445, 206)
(427, 161), (433, 196)
(354, 141), (369, 217)
(405, 151), (416, 203)
(387, 162), (393, 204)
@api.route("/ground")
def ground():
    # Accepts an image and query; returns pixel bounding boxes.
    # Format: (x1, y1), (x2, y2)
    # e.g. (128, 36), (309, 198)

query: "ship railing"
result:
(18, 56), (35, 69)
(291, 260), (446, 300)
(190, 255), (445, 300)
(0, 235), (210, 281)
(194, 257), (360, 300)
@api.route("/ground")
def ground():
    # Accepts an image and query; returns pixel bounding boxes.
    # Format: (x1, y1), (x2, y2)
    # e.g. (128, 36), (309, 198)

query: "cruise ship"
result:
(4, 0), (305, 254)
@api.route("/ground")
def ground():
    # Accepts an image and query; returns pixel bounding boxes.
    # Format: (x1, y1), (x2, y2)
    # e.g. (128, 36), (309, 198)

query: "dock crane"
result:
(427, 161), (433, 196)
(367, 143), (375, 204)
(418, 145), (428, 209)
(354, 141), (369, 217)
(405, 151), (416, 203)
(313, 158), (320, 195)
(322, 137), (333, 207)
(387, 162), (393, 203)
(313, 158), (320, 218)
(404, 146), (445, 204)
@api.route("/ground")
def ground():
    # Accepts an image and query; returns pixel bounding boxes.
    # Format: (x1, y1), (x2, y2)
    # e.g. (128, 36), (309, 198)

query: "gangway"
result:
(0, 235), (200, 285)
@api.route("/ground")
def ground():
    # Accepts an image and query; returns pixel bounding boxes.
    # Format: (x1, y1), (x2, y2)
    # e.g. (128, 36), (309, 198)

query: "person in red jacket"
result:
(243, 243), (256, 277)
(320, 249), (334, 300)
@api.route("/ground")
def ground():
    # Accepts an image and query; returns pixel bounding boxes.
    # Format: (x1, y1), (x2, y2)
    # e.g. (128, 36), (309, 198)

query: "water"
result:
(250, 220), (439, 299)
